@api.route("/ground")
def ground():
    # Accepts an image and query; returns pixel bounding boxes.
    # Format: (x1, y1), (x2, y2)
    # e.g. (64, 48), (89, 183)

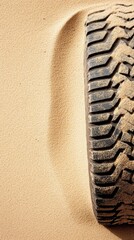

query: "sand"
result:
(0, 0), (134, 239)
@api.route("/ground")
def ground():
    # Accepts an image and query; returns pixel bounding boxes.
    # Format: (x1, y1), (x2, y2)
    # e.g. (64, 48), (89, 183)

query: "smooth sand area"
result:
(0, 0), (134, 239)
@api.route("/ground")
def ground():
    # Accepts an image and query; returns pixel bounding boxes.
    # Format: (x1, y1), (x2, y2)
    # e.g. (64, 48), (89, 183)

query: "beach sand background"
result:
(0, 0), (134, 239)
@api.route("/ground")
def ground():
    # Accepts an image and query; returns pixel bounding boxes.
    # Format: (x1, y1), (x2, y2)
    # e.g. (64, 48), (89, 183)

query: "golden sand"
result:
(0, 0), (133, 239)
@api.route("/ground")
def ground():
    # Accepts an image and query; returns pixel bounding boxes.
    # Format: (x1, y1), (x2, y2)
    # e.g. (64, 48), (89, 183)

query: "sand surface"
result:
(0, 0), (134, 239)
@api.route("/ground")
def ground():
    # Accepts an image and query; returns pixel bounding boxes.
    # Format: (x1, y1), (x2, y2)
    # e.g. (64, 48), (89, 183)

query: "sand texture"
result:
(0, 0), (134, 239)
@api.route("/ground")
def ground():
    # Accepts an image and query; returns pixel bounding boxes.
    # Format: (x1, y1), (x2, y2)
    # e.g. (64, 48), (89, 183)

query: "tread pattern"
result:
(85, 3), (134, 225)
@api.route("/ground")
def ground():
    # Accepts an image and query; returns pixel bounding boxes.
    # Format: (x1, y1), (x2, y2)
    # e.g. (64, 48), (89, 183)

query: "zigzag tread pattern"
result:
(86, 3), (134, 225)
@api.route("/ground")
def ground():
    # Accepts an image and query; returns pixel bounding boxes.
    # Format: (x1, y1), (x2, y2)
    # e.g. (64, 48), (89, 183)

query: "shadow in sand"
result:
(48, 10), (94, 223)
(107, 225), (134, 240)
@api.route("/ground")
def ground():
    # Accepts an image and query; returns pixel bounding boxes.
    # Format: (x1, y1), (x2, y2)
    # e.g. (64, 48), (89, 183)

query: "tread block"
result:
(92, 126), (121, 149)
(89, 112), (111, 124)
(87, 55), (111, 70)
(89, 97), (119, 113)
(91, 162), (114, 174)
(90, 90), (114, 103)
(88, 60), (118, 80)
(86, 21), (107, 34)
(88, 79), (111, 91)
(87, 31), (107, 45)
(90, 124), (113, 137)
(91, 145), (120, 161)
